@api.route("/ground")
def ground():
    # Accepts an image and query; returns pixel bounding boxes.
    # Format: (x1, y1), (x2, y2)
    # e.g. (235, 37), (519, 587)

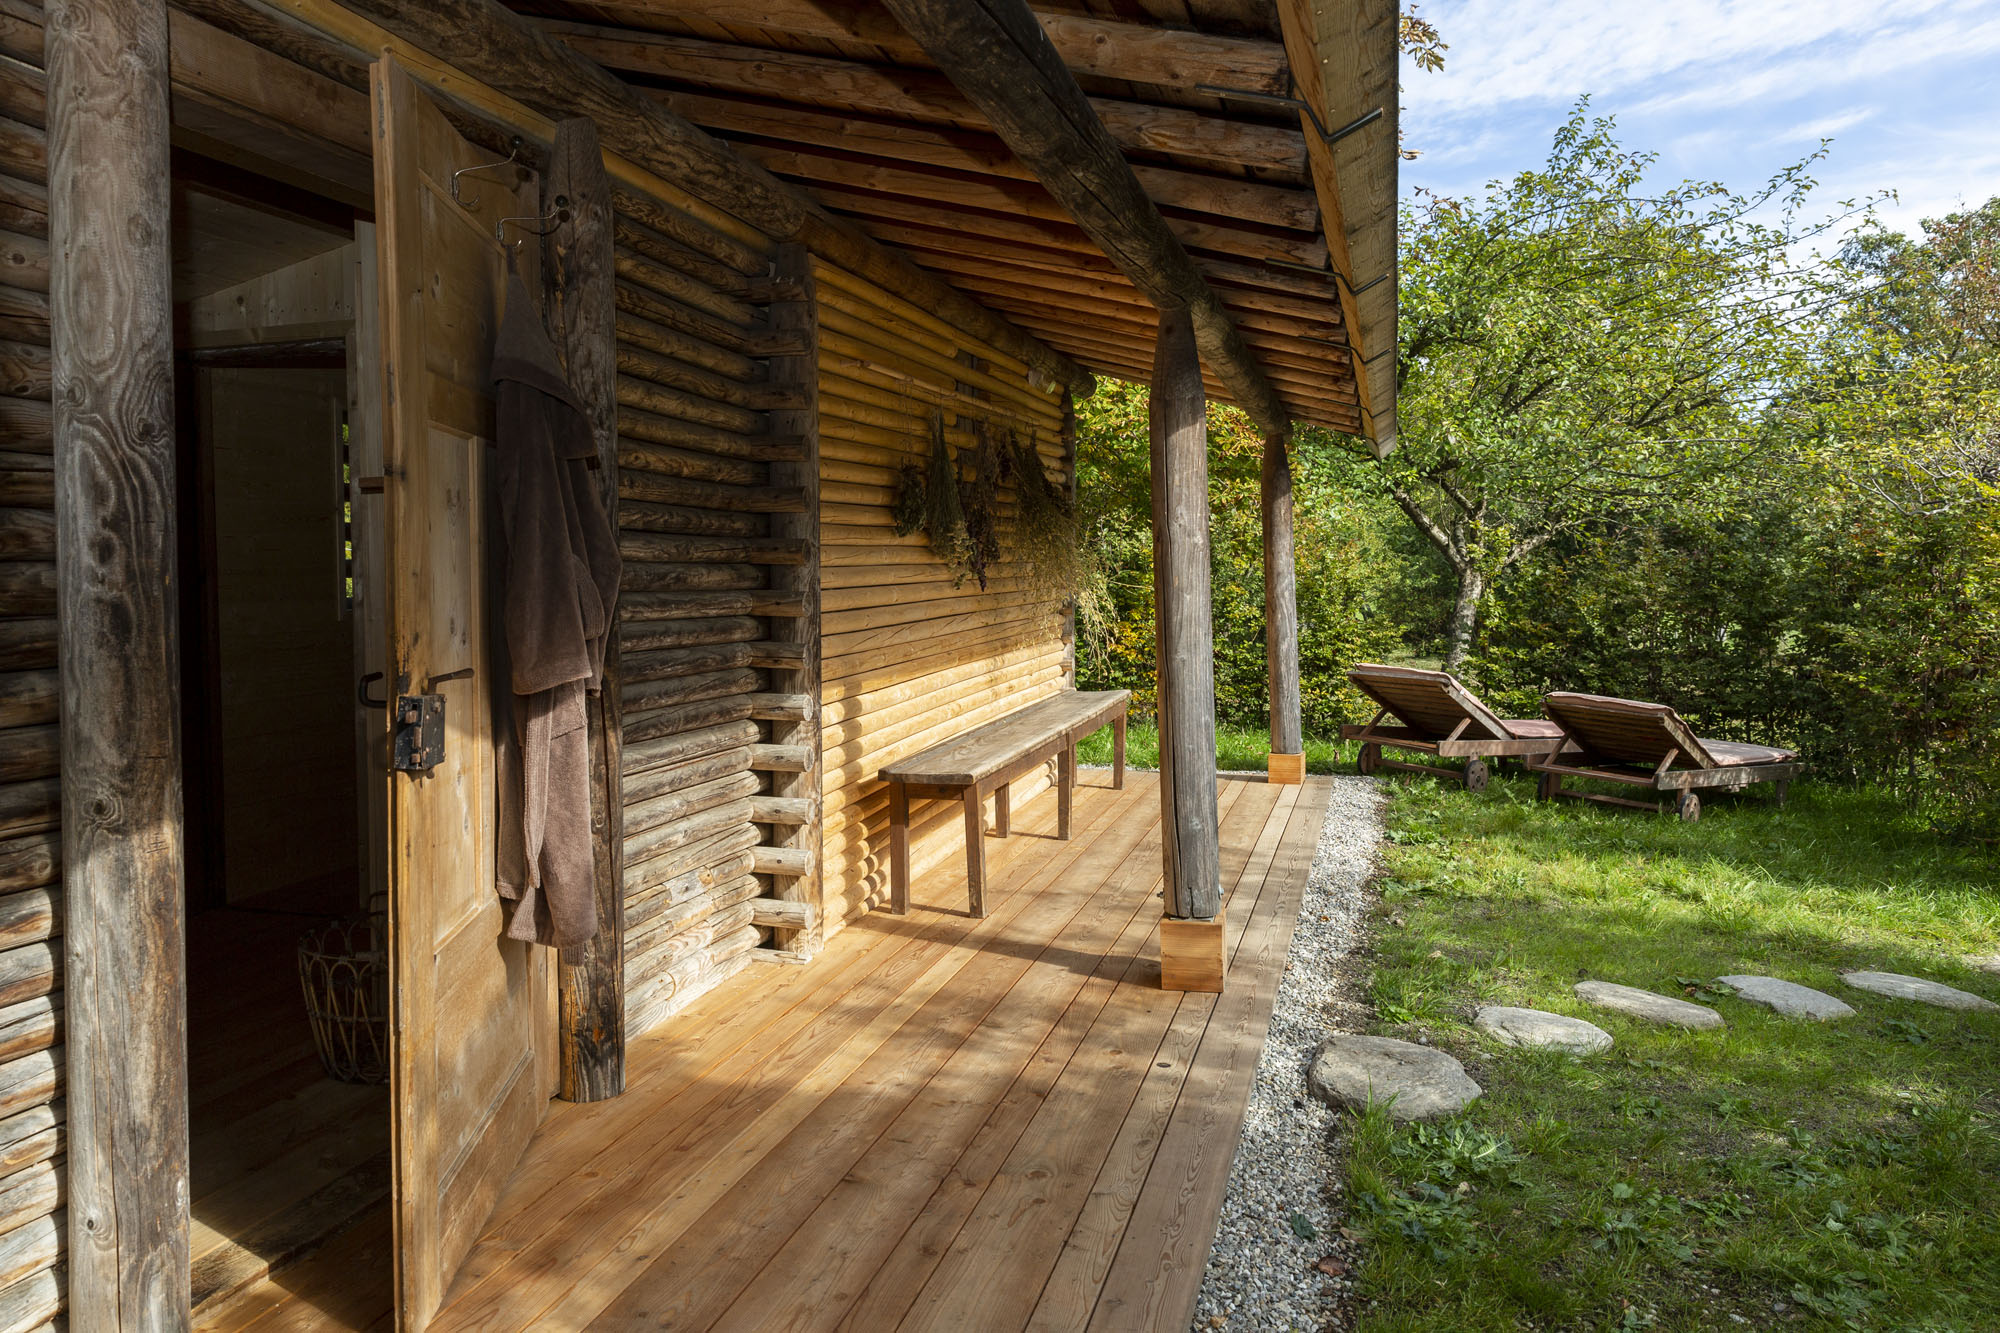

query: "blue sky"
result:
(1398, 0), (2000, 245)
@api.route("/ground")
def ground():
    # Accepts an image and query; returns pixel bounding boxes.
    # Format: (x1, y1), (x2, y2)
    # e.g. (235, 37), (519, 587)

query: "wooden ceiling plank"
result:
(553, 23), (1308, 175)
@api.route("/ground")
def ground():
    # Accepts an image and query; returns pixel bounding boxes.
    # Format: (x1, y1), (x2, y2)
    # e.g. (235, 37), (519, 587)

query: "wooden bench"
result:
(880, 689), (1130, 917)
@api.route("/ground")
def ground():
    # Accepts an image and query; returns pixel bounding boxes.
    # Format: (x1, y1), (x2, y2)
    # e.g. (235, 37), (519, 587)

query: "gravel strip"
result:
(1189, 775), (1383, 1332)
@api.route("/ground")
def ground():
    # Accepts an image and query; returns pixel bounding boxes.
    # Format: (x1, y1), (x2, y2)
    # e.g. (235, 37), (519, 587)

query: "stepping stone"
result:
(1968, 954), (2000, 976)
(1715, 975), (1855, 1021)
(1574, 980), (1725, 1031)
(1307, 1035), (1481, 1122)
(1840, 971), (1999, 1012)
(1473, 1006), (1613, 1054)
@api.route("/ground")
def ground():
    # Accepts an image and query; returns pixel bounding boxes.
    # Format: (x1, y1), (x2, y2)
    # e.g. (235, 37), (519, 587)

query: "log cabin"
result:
(0, 0), (1394, 1327)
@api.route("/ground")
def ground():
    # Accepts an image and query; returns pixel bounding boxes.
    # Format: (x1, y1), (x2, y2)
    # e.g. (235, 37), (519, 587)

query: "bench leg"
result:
(1112, 714), (1126, 789)
(994, 782), (1010, 838)
(889, 782), (911, 915)
(1057, 745), (1074, 839)
(963, 786), (986, 918)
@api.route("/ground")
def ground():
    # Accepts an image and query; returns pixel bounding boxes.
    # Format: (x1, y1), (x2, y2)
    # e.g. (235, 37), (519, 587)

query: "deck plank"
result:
(1086, 782), (1332, 1331)
(406, 774), (1333, 1333)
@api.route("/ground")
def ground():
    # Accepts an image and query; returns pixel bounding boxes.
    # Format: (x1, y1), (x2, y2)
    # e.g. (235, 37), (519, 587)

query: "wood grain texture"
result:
(48, 0), (185, 1327)
(1261, 430), (1302, 759)
(542, 116), (627, 1105)
(1150, 311), (1222, 922)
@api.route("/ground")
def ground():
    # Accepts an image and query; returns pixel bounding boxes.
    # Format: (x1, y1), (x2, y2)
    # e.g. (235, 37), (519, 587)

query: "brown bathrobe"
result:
(492, 271), (621, 948)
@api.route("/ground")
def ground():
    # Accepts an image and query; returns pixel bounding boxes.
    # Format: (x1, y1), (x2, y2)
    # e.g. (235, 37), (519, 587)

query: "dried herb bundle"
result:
(891, 463), (927, 537)
(1006, 429), (1082, 606)
(924, 412), (971, 572)
(959, 421), (1003, 589)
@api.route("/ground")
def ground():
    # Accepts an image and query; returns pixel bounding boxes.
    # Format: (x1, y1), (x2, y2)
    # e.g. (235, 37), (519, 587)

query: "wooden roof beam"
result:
(551, 24), (1309, 177)
(329, 0), (1095, 397)
(876, 0), (1292, 437)
(566, 0), (1293, 97)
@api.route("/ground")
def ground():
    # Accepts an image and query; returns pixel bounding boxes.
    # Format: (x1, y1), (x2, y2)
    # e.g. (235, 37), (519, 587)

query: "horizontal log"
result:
(750, 845), (812, 878)
(621, 745), (753, 807)
(614, 275), (759, 358)
(745, 642), (806, 671)
(748, 794), (810, 826)
(747, 693), (811, 723)
(0, 119), (40, 192)
(616, 373), (764, 438)
(609, 182), (764, 277)
(616, 306), (758, 383)
(615, 436), (764, 487)
(613, 214), (755, 297)
(0, 675), (50, 731)
(0, 1208), (56, 1291)
(0, 1154), (60, 1237)
(618, 469), (802, 514)
(0, 1045), (55, 1120)
(619, 532), (805, 566)
(622, 795), (755, 865)
(0, 174), (41, 244)
(0, 471), (50, 512)
(616, 498), (766, 540)
(749, 743), (812, 774)
(0, 229), (42, 297)
(0, 402), (43, 457)
(625, 859), (755, 933)
(0, 782), (54, 841)
(620, 589), (806, 622)
(622, 642), (761, 686)
(619, 561), (763, 595)
(0, 728), (52, 785)
(0, 341), (46, 400)
(618, 615), (762, 656)
(624, 771), (760, 839)
(0, 943), (51, 1009)
(622, 666), (761, 714)
(623, 821), (761, 895)
(0, 836), (53, 898)
(622, 718), (761, 779)
(618, 341), (803, 415)
(614, 246), (757, 327)
(621, 697), (757, 747)
(0, 888), (50, 955)
(747, 896), (815, 931)
(0, 994), (52, 1064)
(0, 515), (45, 564)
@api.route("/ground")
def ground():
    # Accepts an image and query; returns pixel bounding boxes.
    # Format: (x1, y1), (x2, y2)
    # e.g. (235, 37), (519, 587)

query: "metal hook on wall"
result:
(496, 194), (571, 244)
(451, 135), (525, 208)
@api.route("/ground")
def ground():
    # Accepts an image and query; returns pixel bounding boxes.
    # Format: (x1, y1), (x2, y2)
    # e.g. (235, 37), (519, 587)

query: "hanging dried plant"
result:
(891, 463), (927, 537)
(959, 420), (1003, 590)
(1007, 429), (1083, 608)
(924, 412), (971, 573)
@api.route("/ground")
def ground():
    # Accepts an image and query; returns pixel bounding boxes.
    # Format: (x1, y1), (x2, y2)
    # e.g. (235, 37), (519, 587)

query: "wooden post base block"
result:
(1160, 911), (1226, 993)
(1267, 751), (1306, 785)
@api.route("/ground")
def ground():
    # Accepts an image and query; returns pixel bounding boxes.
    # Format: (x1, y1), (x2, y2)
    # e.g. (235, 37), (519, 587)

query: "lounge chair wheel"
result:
(1676, 791), (1701, 822)
(1774, 779), (1790, 809)
(1463, 759), (1489, 792)
(1357, 743), (1379, 776)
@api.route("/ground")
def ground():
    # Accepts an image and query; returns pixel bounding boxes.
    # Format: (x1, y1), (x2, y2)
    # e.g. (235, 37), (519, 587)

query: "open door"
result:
(370, 55), (558, 1326)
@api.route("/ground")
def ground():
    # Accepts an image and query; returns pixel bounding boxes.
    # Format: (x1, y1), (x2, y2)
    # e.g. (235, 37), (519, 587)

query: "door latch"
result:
(391, 668), (474, 774)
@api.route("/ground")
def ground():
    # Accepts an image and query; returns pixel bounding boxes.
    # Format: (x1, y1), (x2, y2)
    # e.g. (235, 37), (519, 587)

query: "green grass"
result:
(1349, 770), (2000, 1333)
(1073, 719), (1349, 774)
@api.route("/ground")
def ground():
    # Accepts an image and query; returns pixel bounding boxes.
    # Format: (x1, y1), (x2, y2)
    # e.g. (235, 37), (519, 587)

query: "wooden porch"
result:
(206, 771), (1330, 1331)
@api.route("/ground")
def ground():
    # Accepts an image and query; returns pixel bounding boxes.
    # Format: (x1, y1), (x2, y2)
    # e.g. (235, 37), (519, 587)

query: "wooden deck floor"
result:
(209, 771), (1331, 1331)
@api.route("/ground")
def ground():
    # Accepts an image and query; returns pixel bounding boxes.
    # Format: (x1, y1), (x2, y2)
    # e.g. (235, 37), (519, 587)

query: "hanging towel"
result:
(491, 269), (621, 948)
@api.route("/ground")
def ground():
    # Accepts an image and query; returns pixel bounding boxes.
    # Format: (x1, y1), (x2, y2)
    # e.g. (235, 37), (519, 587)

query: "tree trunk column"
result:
(1262, 430), (1304, 783)
(1150, 310), (1224, 993)
(49, 0), (191, 1325)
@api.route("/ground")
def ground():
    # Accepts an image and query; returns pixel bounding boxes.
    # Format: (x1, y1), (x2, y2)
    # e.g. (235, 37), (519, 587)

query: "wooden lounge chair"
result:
(1530, 692), (1801, 821)
(1339, 663), (1572, 791)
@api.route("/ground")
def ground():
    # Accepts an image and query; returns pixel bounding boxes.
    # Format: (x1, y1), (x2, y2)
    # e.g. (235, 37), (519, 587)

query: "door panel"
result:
(370, 54), (553, 1328)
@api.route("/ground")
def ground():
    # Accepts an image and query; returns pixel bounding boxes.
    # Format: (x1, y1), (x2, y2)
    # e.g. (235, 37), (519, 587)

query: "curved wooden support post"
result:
(1150, 310), (1223, 991)
(546, 117), (627, 1103)
(49, 0), (192, 1322)
(1262, 430), (1303, 783)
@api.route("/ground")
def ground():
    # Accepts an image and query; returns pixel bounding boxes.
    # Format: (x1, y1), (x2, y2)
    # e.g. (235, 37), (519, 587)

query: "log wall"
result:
(609, 187), (821, 1035)
(0, 2), (63, 1327)
(813, 259), (1074, 934)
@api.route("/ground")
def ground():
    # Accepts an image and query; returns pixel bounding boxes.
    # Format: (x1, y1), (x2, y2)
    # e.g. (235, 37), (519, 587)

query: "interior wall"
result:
(812, 260), (1074, 935)
(200, 367), (357, 905)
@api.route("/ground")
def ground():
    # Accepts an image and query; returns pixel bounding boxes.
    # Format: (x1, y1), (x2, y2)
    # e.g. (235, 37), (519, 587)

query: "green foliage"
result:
(1345, 774), (2000, 1331)
(1071, 382), (1405, 735)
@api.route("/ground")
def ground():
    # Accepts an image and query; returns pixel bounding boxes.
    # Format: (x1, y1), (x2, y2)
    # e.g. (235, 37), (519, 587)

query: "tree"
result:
(1382, 104), (1864, 673)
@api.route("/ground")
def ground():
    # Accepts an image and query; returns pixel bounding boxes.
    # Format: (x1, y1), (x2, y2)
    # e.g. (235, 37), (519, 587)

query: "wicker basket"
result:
(297, 916), (390, 1085)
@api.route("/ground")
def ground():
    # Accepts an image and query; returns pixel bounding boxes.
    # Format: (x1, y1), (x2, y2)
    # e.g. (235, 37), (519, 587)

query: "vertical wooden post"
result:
(49, 0), (191, 1325)
(545, 118), (626, 1102)
(1263, 429), (1305, 784)
(1150, 309), (1223, 992)
(762, 243), (821, 958)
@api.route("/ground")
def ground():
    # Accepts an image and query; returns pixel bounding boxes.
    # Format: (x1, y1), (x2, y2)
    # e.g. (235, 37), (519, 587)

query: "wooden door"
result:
(370, 55), (558, 1327)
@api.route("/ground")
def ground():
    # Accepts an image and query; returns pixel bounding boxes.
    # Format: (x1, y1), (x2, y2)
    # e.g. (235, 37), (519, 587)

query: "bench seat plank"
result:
(882, 690), (1130, 788)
